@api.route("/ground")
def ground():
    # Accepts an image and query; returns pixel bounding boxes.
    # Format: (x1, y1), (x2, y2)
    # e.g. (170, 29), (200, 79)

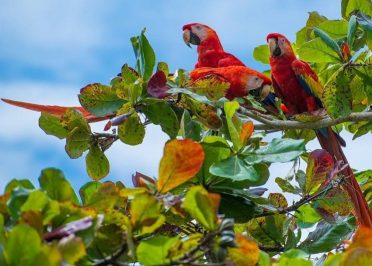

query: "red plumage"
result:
(183, 23), (245, 68)
(267, 32), (372, 227)
(1, 98), (109, 123)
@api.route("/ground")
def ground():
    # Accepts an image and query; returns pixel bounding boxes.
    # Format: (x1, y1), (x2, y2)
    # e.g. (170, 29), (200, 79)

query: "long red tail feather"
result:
(1, 98), (111, 123)
(316, 128), (372, 227)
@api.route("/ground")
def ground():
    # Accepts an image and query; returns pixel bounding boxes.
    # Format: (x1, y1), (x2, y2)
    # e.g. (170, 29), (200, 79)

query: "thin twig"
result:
(239, 107), (372, 131)
(253, 182), (337, 218)
(93, 244), (127, 266)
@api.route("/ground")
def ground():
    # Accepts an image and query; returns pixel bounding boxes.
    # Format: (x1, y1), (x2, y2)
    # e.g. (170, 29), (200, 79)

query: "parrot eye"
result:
(196, 25), (202, 30)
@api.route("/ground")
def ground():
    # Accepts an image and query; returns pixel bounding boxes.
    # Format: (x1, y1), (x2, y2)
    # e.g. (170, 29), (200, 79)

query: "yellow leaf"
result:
(228, 234), (259, 266)
(157, 139), (204, 193)
(239, 121), (254, 146)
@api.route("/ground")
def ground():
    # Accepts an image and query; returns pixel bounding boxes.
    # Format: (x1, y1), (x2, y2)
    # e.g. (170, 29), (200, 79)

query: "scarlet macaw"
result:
(182, 23), (245, 68)
(183, 23), (282, 111)
(267, 32), (372, 227)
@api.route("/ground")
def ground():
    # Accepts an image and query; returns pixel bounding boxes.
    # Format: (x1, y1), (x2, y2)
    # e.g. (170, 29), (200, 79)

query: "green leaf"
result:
(7, 187), (31, 220)
(58, 236), (86, 265)
(323, 68), (353, 118)
(131, 29), (156, 81)
(142, 101), (179, 139)
(83, 182), (120, 211)
(62, 109), (91, 159)
(118, 112), (145, 145)
(87, 224), (125, 258)
(78, 83), (125, 116)
(79, 182), (101, 205)
(283, 129), (316, 143)
(157, 62), (169, 76)
(277, 249), (312, 266)
(4, 224), (42, 266)
(136, 236), (180, 265)
(243, 138), (305, 164)
(180, 110), (202, 141)
(182, 186), (219, 230)
(86, 144), (110, 181)
(181, 94), (222, 130)
(219, 193), (257, 223)
(298, 219), (354, 254)
(342, 0), (372, 19)
(313, 28), (342, 58)
(296, 11), (328, 47)
(295, 204), (322, 228)
(210, 156), (269, 186)
(275, 177), (299, 194)
(5, 179), (34, 194)
(318, 20), (348, 39)
(297, 37), (342, 63)
(39, 113), (67, 139)
(253, 45), (270, 65)
(313, 187), (353, 216)
(38, 168), (79, 204)
(347, 15), (358, 47)
(199, 136), (231, 183)
(130, 193), (165, 234)
(224, 101), (242, 151)
(258, 251), (271, 266)
(21, 190), (49, 212)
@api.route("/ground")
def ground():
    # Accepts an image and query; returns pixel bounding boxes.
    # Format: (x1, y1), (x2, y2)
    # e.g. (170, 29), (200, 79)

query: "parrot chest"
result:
(272, 65), (314, 113)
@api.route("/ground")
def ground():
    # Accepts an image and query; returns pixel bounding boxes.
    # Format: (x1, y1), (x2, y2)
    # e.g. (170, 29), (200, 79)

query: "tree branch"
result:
(253, 181), (338, 218)
(238, 107), (372, 131)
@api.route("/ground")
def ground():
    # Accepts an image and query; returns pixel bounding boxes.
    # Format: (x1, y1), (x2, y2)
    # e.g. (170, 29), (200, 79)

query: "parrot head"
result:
(266, 33), (295, 58)
(182, 23), (217, 47)
(246, 74), (272, 99)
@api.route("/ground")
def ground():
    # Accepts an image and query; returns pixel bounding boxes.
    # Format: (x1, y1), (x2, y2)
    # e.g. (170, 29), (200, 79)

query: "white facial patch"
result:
(192, 24), (208, 42)
(246, 76), (264, 91)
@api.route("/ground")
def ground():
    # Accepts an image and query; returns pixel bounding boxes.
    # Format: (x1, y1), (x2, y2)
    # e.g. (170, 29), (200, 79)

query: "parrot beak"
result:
(183, 29), (201, 47)
(260, 84), (272, 100)
(268, 38), (281, 57)
(183, 29), (192, 47)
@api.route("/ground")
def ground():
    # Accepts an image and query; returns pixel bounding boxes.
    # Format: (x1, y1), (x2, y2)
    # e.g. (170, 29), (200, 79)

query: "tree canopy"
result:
(1, 0), (372, 265)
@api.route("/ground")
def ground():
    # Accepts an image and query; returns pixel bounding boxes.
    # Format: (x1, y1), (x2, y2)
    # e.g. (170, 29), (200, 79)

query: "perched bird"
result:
(1, 98), (108, 123)
(182, 23), (279, 110)
(183, 23), (245, 68)
(189, 66), (272, 100)
(267, 32), (372, 227)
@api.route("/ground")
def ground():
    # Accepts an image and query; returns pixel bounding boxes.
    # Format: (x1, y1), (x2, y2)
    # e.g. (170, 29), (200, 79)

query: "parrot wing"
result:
(291, 60), (324, 107)
(217, 53), (245, 67)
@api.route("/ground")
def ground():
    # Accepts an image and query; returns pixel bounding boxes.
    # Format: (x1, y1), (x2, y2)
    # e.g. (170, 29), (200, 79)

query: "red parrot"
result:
(1, 98), (109, 123)
(189, 66), (272, 100)
(183, 23), (282, 111)
(267, 32), (372, 227)
(182, 23), (245, 68)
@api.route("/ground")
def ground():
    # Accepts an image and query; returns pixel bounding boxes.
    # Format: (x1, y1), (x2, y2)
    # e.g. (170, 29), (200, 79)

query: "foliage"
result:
(1, 0), (372, 265)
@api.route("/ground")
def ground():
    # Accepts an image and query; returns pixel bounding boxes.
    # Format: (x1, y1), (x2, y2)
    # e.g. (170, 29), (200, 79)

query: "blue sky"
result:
(1, 0), (370, 192)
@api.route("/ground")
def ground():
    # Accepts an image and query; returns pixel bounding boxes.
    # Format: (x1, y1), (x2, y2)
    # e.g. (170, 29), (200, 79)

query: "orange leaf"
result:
(239, 121), (254, 146)
(340, 226), (372, 266)
(348, 226), (372, 251)
(157, 139), (204, 193)
(228, 234), (259, 266)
